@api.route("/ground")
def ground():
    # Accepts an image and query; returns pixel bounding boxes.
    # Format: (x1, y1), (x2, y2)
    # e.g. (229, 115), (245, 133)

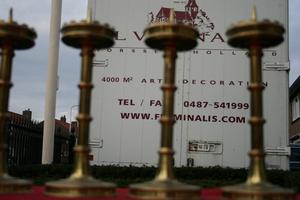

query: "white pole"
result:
(42, 0), (62, 164)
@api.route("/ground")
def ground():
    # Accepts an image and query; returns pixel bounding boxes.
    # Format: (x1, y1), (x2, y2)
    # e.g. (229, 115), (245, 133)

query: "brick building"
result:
(290, 76), (300, 143)
(289, 76), (300, 169)
(7, 109), (77, 165)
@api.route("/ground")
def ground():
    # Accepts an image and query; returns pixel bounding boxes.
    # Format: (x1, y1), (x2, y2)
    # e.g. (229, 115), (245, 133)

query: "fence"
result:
(7, 112), (74, 166)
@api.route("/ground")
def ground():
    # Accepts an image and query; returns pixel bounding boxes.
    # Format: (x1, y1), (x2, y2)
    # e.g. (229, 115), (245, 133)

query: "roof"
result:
(9, 111), (38, 124)
(290, 75), (300, 100)
(9, 111), (43, 130)
(10, 112), (27, 121)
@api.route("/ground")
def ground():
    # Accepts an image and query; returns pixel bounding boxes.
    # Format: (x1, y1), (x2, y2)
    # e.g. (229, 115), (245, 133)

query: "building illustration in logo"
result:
(148, 0), (215, 34)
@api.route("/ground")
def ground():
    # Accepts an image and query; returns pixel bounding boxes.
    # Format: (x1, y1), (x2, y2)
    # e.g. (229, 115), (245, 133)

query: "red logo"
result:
(147, 0), (215, 34)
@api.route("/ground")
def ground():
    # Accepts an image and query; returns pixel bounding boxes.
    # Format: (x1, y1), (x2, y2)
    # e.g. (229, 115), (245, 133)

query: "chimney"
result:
(22, 109), (32, 120)
(60, 115), (66, 123)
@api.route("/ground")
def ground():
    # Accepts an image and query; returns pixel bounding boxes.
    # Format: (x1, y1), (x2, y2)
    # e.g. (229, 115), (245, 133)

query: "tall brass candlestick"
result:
(221, 7), (294, 200)
(129, 10), (200, 200)
(0, 9), (36, 194)
(44, 12), (116, 197)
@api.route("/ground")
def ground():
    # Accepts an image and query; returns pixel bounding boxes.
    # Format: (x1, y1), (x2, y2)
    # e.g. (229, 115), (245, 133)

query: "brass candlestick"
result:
(129, 10), (200, 200)
(44, 12), (116, 197)
(0, 9), (36, 194)
(221, 7), (294, 200)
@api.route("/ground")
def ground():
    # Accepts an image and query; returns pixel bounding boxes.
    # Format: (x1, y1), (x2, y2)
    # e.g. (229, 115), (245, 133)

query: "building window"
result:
(292, 97), (300, 121)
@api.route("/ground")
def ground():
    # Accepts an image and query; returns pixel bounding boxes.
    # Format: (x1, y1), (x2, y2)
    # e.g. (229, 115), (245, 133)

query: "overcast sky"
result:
(0, 0), (299, 122)
(0, 0), (86, 121)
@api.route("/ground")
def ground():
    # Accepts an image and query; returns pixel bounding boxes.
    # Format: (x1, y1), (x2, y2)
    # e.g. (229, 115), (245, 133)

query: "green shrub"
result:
(8, 164), (300, 190)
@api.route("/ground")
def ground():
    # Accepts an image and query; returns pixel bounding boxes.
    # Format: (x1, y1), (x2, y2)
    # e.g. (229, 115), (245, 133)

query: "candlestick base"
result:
(129, 179), (200, 200)
(0, 174), (32, 194)
(44, 176), (116, 197)
(222, 182), (294, 200)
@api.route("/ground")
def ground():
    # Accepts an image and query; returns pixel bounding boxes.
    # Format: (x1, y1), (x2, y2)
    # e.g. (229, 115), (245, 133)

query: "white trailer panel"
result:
(88, 0), (289, 169)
